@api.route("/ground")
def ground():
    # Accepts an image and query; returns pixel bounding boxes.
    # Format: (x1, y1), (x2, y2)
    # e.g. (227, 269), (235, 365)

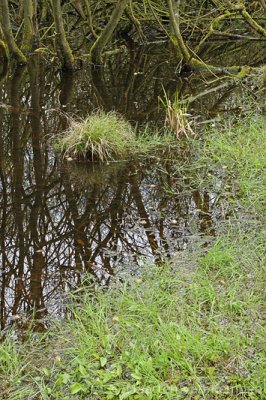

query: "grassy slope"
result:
(0, 116), (265, 400)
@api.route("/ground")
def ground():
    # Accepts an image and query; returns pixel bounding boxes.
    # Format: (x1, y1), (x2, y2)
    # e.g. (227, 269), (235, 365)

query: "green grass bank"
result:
(0, 116), (265, 400)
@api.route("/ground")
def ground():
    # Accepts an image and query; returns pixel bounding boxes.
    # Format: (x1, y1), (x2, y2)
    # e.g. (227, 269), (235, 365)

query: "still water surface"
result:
(0, 42), (264, 329)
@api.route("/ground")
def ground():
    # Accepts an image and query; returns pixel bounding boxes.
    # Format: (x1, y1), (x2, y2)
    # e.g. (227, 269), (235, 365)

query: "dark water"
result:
(0, 43), (264, 330)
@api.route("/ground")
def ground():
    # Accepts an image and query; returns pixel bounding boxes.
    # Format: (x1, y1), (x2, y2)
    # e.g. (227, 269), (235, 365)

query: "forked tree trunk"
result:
(0, 0), (27, 63)
(52, 0), (75, 69)
(90, 0), (129, 63)
(167, 0), (215, 70)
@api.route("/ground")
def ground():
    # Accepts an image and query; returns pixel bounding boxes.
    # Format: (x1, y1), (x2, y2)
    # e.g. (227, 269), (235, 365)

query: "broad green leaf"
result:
(100, 356), (107, 367)
(120, 389), (137, 399)
(70, 382), (84, 395)
(79, 365), (87, 377)
(62, 373), (71, 384)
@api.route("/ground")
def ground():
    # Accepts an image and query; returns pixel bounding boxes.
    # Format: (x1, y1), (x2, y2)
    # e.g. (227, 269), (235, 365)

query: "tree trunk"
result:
(0, 0), (27, 63)
(41, 0), (48, 22)
(167, 0), (190, 62)
(52, 0), (75, 69)
(166, 0), (217, 70)
(90, 0), (129, 63)
(22, 0), (35, 53)
(84, 0), (98, 38)
(0, 26), (8, 61)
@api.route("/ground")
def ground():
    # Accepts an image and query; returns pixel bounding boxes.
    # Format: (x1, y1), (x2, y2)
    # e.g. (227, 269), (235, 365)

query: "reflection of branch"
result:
(62, 169), (92, 270)
(0, 93), (7, 328)
(189, 80), (236, 104)
(28, 57), (46, 313)
(129, 164), (159, 256)
(84, 166), (129, 273)
(10, 67), (27, 317)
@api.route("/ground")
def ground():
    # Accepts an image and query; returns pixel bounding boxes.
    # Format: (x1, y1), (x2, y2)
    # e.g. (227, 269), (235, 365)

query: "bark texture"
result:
(0, 0), (27, 63)
(90, 0), (129, 63)
(52, 0), (75, 69)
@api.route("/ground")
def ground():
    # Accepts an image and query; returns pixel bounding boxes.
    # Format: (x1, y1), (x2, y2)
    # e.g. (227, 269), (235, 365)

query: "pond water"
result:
(0, 42), (264, 330)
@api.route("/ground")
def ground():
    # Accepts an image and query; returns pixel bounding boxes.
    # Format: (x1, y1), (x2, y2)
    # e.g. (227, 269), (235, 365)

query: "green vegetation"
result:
(54, 111), (136, 160)
(54, 111), (176, 161)
(1, 116), (265, 399)
(160, 89), (194, 139)
(197, 115), (266, 214)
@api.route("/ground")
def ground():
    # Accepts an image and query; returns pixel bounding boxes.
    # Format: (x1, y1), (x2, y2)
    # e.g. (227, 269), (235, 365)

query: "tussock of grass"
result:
(54, 111), (136, 161)
(1, 116), (265, 399)
(54, 111), (177, 161)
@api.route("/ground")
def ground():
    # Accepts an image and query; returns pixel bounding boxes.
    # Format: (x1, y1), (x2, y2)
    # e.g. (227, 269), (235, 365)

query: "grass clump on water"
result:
(54, 111), (136, 161)
(54, 111), (177, 161)
(1, 116), (265, 399)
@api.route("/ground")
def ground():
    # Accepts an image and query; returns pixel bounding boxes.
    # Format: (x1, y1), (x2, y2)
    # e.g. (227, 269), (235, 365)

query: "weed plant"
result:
(1, 115), (265, 399)
(159, 89), (194, 139)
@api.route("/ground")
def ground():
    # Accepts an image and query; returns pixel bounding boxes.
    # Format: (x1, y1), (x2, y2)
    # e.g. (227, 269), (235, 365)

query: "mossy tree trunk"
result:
(167, 0), (217, 70)
(167, 0), (191, 63)
(84, 0), (98, 38)
(90, 0), (129, 63)
(41, 0), (49, 22)
(0, 26), (8, 61)
(240, 7), (266, 38)
(0, 0), (27, 63)
(71, 0), (86, 20)
(52, 0), (75, 69)
(167, 0), (246, 72)
(21, 0), (35, 53)
(219, 0), (266, 37)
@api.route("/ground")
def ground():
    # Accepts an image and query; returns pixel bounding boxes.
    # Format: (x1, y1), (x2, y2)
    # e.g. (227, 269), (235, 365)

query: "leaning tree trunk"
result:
(167, 0), (191, 62)
(90, 0), (129, 63)
(52, 0), (75, 69)
(167, 0), (252, 76)
(0, 0), (27, 63)
(167, 0), (217, 70)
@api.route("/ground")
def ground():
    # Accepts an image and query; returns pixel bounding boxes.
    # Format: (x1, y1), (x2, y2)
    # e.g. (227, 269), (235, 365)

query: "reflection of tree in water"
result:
(0, 50), (248, 329)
